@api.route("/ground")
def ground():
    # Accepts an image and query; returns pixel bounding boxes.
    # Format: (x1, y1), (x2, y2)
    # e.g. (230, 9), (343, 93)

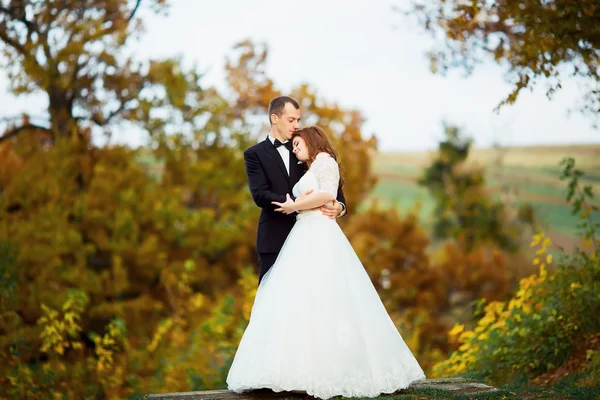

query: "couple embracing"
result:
(226, 96), (425, 399)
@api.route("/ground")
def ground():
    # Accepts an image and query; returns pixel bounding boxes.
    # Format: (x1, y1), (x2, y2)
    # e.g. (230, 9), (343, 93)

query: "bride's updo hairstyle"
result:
(292, 126), (345, 190)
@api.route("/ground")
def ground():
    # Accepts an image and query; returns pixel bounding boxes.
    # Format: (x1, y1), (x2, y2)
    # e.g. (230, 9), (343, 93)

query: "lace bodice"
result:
(292, 153), (340, 219)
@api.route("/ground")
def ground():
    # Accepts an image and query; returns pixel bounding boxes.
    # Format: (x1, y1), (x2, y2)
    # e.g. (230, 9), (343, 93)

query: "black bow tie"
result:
(274, 139), (292, 151)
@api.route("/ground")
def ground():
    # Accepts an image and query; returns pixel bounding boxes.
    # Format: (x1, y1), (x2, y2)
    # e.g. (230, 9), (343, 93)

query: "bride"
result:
(226, 126), (425, 399)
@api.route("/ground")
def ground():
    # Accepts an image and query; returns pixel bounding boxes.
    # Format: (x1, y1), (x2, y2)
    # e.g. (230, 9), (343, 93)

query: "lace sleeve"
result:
(312, 153), (340, 198)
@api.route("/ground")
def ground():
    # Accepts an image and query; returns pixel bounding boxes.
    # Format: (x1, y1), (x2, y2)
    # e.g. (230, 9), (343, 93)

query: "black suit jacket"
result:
(244, 137), (347, 253)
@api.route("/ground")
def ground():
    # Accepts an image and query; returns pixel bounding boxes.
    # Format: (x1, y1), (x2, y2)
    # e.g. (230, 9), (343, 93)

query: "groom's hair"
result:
(268, 96), (299, 125)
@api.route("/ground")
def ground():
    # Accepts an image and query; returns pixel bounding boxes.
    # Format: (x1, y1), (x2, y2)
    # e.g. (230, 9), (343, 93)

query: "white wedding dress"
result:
(227, 153), (425, 399)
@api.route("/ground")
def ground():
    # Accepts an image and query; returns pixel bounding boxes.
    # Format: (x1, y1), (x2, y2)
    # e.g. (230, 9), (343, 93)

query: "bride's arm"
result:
(273, 153), (340, 214)
(292, 191), (335, 211)
(271, 191), (333, 214)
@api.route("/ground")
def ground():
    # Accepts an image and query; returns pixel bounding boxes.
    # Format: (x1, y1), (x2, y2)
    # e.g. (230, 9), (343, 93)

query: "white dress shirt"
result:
(268, 135), (290, 175)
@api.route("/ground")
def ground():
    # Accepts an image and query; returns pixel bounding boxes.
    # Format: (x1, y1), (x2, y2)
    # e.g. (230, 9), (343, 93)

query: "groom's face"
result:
(274, 102), (301, 141)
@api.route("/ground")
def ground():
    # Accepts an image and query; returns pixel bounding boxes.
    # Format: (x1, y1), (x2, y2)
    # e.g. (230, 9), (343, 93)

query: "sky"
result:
(0, 0), (598, 151)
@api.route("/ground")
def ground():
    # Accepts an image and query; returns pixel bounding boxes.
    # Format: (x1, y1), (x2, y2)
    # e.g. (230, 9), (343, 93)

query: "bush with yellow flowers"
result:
(434, 157), (600, 384)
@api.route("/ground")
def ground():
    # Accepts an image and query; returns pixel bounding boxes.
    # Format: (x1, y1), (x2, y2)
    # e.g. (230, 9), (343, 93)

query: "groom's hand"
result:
(320, 200), (343, 219)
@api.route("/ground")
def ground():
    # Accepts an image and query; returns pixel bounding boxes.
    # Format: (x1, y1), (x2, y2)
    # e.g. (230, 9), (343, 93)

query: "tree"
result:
(0, 0), (177, 141)
(404, 0), (600, 124)
(418, 124), (530, 251)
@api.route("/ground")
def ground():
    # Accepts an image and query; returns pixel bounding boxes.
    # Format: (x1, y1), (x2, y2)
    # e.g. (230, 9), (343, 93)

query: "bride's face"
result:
(292, 136), (309, 161)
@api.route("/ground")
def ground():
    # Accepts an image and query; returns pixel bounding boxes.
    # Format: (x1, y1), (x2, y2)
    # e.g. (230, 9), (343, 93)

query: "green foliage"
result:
(405, 0), (600, 124)
(0, 240), (16, 304)
(560, 157), (600, 241)
(434, 157), (600, 385)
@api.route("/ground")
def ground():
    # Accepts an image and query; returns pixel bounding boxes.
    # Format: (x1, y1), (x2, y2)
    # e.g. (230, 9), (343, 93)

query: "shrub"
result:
(434, 157), (600, 384)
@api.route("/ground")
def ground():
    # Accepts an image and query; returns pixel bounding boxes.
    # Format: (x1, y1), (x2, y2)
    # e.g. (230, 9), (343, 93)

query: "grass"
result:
(365, 179), (436, 221)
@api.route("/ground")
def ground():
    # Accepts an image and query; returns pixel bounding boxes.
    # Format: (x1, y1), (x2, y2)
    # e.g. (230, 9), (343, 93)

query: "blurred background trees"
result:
(0, 0), (599, 398)
(402, 0), (600, 392)
(0, 1), (379, 397)
(404, 0), (600, 125)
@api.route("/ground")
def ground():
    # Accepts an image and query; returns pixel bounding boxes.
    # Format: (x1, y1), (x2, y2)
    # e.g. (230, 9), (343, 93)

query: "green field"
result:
(368, 144), (600, 250)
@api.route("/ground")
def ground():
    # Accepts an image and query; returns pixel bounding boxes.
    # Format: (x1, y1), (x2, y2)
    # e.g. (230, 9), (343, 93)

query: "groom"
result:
(244, 96), (347, 283)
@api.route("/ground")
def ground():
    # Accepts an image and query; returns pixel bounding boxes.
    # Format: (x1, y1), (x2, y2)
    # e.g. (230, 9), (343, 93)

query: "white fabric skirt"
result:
(227, 212), (425, 399)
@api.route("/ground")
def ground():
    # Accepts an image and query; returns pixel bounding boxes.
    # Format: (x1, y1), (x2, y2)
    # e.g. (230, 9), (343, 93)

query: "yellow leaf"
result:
(449, 324), (465, 337)
(530, 233), (543, 247)
(546, 254), (552, 264)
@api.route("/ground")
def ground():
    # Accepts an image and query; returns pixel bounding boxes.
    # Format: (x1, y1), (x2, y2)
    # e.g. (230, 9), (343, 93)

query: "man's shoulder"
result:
(244, 139), (266, 156)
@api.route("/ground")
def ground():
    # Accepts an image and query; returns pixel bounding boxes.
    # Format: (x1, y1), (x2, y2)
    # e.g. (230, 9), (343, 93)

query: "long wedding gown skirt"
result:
(226, 210), (425, 399)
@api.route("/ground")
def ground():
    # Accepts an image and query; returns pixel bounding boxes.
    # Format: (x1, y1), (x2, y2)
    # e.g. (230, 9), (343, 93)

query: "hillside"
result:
(369, 144), (600, 249)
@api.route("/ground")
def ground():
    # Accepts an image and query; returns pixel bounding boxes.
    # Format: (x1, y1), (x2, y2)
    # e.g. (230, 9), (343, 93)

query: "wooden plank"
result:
(147, 378), (498, 399)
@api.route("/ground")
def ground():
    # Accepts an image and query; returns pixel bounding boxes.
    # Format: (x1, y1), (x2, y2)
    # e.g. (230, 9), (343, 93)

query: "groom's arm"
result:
(336, 189), (347, 217)
(244, 149), (286, 209)
(337, 189), (347, 217)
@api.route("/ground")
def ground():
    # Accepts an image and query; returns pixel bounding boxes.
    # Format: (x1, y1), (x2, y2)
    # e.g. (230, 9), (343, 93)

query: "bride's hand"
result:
(272, 194), (297, 214)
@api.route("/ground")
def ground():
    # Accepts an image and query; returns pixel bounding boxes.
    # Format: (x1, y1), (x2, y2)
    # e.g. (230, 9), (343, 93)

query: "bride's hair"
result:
(292, 126), (345, 190)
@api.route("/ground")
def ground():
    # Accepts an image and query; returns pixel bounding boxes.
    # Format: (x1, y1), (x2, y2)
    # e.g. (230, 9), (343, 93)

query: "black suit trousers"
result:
(258, 252), (279, 284)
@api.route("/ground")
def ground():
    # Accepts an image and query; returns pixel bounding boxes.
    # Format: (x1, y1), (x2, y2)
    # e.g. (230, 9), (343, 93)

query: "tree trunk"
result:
(48, 85), (77, 138)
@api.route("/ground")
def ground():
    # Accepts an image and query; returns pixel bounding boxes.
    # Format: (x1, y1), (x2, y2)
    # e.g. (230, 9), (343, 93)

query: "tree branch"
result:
(0, 124), (53, 143)
(104, 101), (128, 124)
(0, 6), (48, 71)
(3, 3), (56, 67)
(0, 5), (42, 42)
(128, 0), (143, 22)
(68, 55), (92, 103)
(0, 23), (27, 55)
(87, 100), (129, 127)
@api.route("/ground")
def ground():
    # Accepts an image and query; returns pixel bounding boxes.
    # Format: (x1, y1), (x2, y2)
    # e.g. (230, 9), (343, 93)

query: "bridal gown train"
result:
(227, 153), (425, 399)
